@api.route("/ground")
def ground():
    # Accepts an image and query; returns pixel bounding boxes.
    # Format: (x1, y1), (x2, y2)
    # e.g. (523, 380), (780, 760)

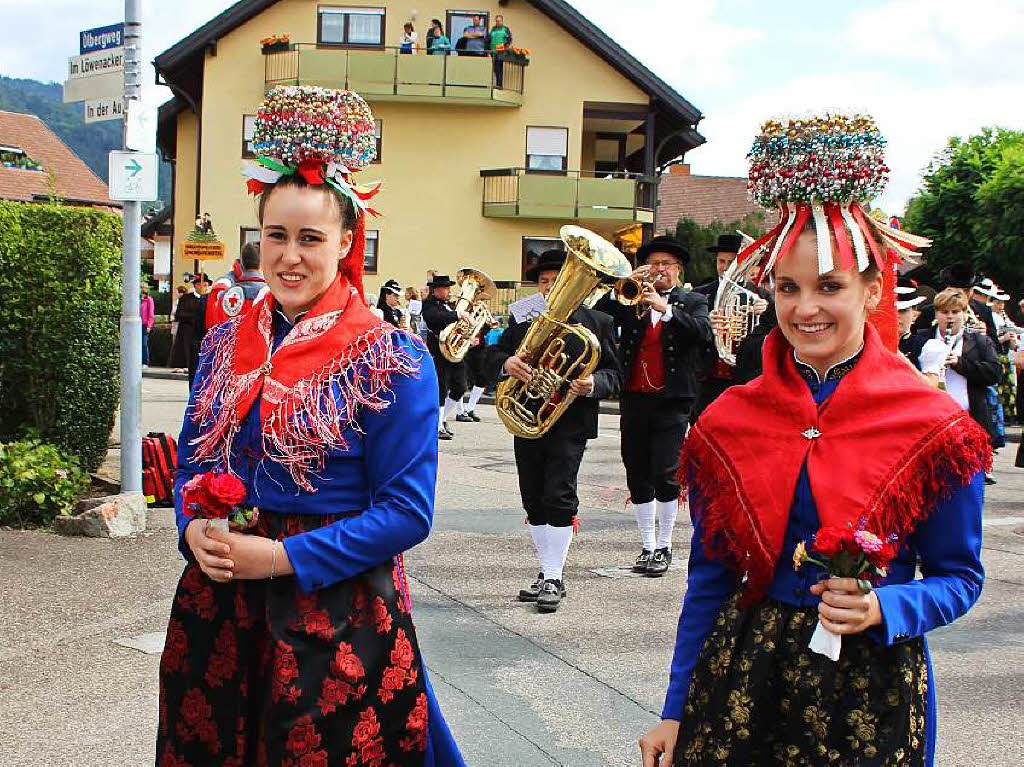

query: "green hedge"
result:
(0, 201), (122, 472)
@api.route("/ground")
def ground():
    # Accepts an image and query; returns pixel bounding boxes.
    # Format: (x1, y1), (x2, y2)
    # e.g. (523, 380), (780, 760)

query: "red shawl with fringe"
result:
(681, 323), (991, 606)
(190, 275), (419, 491)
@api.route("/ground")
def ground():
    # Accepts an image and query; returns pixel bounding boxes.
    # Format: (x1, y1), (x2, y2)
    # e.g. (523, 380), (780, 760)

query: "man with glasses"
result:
(595, 236), (712, 577)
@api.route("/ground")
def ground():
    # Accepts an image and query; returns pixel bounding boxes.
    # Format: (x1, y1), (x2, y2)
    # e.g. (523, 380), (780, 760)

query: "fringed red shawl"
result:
(190, 275), (420, 491)
(680, 323), (991, 605)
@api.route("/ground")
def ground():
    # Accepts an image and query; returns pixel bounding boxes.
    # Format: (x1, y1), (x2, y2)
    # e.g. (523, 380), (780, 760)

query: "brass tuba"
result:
(712, 232), (765, 366)
(496, 226), (632, 439)
(439, 267), (497, 363)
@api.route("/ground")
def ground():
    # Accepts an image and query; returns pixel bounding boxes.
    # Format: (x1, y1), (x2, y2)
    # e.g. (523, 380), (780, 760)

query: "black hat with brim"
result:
(427, 274), (456, 288)
(706, 233), (744, 254)
(524, 248), (567, 283)
(382, 279), (401, 295)
(940, 262), (976, 289)
(637, 236), (690, 266)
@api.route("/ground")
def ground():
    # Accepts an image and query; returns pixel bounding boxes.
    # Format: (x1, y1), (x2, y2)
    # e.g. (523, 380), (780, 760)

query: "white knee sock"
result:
(528, 524), (546, 575)
(457, 396), (467, 415)
(443, 396), (459, 422)
(438, 406), (445, 429)
(655, 499), (678, 550)
(543, 524), (573, 583)
(633, 501), (656, 551)
(467, 385), (485, 411)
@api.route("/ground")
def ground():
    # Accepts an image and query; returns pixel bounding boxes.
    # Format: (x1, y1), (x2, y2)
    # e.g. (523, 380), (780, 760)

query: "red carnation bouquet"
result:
(182, 472), (255, 532)
(793, 522), (896, 660)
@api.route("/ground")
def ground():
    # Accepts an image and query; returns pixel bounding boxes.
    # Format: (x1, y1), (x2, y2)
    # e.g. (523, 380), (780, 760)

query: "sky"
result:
(5, 0), (1024, 213)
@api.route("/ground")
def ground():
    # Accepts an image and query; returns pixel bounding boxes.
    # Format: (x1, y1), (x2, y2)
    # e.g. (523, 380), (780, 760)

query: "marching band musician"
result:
(692, 233), (770, 419)
(422, 274), (468, 441)
(488, 249), (622, 613)
(594, 236), (712, 577)
(896, 275), (926, 358)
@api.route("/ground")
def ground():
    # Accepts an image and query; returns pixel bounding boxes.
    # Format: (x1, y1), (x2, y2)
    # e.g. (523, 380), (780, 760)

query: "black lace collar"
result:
(793, 345), (864, 385)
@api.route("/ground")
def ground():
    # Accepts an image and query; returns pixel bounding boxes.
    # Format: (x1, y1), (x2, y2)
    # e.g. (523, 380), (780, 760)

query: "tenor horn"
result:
(439, 267), (497, 363)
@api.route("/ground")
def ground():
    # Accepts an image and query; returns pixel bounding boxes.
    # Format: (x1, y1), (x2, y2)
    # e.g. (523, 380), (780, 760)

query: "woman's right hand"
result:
(639, 719), (680, 767)
(184, 519), (235, 582)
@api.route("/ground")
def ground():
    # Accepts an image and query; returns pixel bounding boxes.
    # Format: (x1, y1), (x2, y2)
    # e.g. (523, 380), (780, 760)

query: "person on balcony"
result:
(487, 14), (513, 88)
(399, 22), (418, 54)
(426, 19), (450, 55)
(457, 16), (488, 57)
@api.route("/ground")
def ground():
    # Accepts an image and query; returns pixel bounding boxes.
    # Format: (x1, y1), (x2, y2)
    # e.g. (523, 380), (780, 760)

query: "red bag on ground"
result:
(142, 432), (177, 505)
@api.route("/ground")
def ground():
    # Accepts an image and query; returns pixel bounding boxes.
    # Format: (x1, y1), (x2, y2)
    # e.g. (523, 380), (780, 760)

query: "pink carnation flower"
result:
(853, 529), (883, 553)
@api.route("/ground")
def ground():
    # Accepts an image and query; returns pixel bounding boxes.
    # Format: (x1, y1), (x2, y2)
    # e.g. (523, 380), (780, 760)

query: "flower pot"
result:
(262, 42), (290, 54)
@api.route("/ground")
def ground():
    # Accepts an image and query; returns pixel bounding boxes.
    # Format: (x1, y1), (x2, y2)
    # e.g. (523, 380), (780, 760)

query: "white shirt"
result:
(922, 329), (969, 411)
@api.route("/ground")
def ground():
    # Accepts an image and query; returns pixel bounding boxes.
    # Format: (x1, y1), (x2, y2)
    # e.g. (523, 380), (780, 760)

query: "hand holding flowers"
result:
(794, 525), (895, 660)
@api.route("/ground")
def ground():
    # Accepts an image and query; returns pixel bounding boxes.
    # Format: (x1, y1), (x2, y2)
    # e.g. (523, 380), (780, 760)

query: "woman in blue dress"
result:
(640, 114), (990, 767)
(157, 85), (464, 767)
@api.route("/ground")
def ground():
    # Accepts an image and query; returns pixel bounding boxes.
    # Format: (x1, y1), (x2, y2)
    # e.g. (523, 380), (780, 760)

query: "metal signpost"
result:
(66, 11), (149, 494)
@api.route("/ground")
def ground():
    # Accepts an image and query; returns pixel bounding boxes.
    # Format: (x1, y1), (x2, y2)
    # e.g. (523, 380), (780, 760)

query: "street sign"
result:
(63, 71), (123, 103)
(85, 97), (124, 124)
(125, 101), (157, 153)
(80, 23), (124, 55)
(182, 241), (227, 261)
(68, 48), (124, 81)
(108, 151), (159, 201)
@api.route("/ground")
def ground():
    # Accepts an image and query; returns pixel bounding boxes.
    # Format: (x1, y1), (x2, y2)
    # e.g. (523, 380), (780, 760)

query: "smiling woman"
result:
(640, 113), (992, 767)
(157, 85), (465, 767)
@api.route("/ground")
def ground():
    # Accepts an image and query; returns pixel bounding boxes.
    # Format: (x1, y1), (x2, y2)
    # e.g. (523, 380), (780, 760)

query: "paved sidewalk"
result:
(1, 378), (1022, 765)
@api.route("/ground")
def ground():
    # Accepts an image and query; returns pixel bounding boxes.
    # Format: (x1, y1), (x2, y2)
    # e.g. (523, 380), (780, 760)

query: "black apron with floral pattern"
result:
(674, 592), (928, 767)
(156, 513), (429, 767)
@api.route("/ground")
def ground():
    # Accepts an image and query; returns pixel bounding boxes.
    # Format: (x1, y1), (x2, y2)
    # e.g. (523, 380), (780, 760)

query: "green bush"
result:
(0, 438), (90, 528)
(0, 201), (122, 472)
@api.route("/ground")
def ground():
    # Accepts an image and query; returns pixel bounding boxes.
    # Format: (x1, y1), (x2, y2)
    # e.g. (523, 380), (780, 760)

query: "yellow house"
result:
(154, 0), (705, 300)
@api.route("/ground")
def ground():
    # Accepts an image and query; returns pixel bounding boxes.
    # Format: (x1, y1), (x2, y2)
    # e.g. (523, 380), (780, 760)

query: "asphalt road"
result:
(1, 377), (1022, 766)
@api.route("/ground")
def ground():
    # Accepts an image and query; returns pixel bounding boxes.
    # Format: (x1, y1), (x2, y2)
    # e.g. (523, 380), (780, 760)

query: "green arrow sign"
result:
(125, 158), (142, 176)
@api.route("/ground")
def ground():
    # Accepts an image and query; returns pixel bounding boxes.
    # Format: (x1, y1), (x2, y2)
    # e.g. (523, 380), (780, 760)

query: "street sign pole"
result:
(120, 0), (142, 493)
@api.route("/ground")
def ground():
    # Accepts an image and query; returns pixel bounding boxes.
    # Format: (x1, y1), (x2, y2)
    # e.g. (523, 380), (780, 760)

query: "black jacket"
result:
(593, 286), (711, 401)
(904, 328), (1001, 441)
(421, 294), (459, 358)
(912, 299), (1001, 350)
(487, 306), (621, 440)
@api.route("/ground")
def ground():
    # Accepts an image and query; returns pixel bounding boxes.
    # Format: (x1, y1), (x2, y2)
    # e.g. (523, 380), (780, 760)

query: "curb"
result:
(144, 369), (188, 381)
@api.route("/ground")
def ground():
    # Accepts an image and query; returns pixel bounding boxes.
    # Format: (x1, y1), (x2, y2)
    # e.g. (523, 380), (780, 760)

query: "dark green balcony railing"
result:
(265, 45), (524, 106)
(480, 168), (656, 223)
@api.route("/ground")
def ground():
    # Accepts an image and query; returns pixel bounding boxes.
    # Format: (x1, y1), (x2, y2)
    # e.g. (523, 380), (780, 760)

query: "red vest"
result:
(627, 318), (666, 393)
(205, 262), (266, 328)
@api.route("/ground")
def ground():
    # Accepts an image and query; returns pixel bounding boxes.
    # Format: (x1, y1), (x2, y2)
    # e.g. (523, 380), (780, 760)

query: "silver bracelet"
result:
(270, 540), (279, 579)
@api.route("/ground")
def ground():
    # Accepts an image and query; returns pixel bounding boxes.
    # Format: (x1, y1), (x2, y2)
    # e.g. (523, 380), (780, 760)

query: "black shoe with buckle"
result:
(518, 572), (545, 602)
(455, 413), (474, 423)
(443, 423), (455, 436)
(438, 428), (453, 441)
(536, 579), (566, 612)
(645, 548), (672, 577)
(467, 410), (481, 422)
(632, 549), (652, 573)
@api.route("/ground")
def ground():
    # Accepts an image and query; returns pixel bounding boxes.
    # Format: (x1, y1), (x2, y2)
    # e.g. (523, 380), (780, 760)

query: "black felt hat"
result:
(524, 248), (567, 283)
(381, 279), (401, 295)
(940, 262), (976, 289)
(637, 235), (690, 266)
(427, 274), (456, 288)
(706, 233), (744, 254)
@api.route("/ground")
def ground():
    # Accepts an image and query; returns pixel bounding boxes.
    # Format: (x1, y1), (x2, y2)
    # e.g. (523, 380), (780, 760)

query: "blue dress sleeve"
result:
(283, 338), (441, 593)
(873, 471), (986, 644)
(661, 500), (738, 720)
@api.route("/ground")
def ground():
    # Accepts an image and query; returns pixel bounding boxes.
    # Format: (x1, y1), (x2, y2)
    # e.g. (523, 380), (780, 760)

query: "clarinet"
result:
(938, 324), (954, 391)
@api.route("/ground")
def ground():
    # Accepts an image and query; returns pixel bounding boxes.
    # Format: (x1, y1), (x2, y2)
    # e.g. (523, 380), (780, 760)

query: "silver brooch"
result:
(802, 428), (822, 439)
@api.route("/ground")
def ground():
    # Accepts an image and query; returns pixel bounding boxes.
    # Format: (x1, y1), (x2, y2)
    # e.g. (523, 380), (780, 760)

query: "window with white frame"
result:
(242, 115), (257, 158)
(364, 230), (379, 273)
(526, 127), (568, 173)
(372, 119), (382, 163)
(318, 7), (386, 47)
(522, 236), (562, 281)
(240, 227), (261, 254)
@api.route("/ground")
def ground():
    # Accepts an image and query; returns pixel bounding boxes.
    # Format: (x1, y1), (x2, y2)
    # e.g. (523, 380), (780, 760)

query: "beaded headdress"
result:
(738, 113), (930, 285)
(240, 85), (382, 300)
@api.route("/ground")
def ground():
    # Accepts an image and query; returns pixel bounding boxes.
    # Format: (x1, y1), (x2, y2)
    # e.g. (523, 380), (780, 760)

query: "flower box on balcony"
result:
(260, 35), (291, 54)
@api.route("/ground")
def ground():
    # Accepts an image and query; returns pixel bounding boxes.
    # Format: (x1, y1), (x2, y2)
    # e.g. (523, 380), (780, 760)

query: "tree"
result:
(669, 210), (768, 285)
(904, 128), (1024, 292)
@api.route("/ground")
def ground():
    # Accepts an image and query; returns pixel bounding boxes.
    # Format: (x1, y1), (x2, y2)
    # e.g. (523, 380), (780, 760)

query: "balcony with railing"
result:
(265, 45), (524, 106)
(480, 168), (656, 224)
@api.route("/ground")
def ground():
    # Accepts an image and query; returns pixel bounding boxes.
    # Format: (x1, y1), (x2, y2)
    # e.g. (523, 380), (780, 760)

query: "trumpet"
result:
(438, 268), (496, 363)
(614, 276), (656, 313)
(496, 226), (632, 438)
